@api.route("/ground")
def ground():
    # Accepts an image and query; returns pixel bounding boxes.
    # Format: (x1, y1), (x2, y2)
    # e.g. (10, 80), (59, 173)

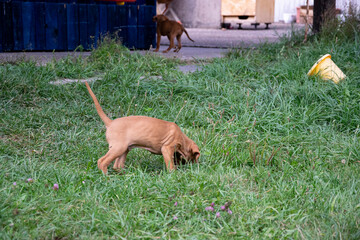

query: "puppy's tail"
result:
(85, 82), (112, 127)
(183, 28), (195, 42)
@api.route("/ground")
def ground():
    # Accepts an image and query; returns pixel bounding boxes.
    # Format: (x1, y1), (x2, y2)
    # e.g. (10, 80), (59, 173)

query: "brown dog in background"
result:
(153, 15), (194, 53)
(85, 82), (200, 174)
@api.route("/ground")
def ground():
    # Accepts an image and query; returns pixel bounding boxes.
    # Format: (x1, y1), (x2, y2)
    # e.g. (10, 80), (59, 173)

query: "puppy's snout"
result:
(152, 16), (157, 22)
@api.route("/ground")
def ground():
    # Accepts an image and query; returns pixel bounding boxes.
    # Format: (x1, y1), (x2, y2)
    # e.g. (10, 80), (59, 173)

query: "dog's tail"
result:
(183, 28), (195, 42)
(85, 82), (112, 127)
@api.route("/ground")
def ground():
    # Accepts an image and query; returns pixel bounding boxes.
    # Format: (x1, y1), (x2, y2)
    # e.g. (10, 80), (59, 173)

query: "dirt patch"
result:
(49, 76), (102, 85)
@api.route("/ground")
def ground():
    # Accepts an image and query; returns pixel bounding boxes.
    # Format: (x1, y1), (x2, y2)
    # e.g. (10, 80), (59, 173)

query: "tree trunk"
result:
(313, 0), (336, 33)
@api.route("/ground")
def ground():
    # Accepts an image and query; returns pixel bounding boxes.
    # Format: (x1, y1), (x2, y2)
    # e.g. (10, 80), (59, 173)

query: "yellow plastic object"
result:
(116, 2), (125, 5)
(307, 54), (346, 84)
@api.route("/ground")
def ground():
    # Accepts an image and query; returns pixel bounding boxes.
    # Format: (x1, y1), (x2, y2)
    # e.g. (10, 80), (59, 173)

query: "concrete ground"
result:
(170, 23), (297, 48)
(0, 23), (302, 64)
(147, 23), (299, 60)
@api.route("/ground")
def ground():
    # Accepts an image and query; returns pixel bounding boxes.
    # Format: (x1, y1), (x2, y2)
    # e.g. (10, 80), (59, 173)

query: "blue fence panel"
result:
(137, 25), (155, 49)
(34, 2), (46, 50)
(127, 5), (137, 26)
(0, 1), (156, 51)
(45, 2), (68, 50)
(22, 2), (36, 50)
(67, 3), (79, 50)
(87, 4), (99, 49)
(45, 3), (59, 50)
(98, 4), (108, 38)
(117, 6), (128, 45)
(137, 4), (155, 26)
(0, 3), (2, 51)
(106, 5), (117, 33)
(126, 26), (137, 49)
(0, 2), (15, 51)
(136, 26), (145, 49)
(78, 4), (100, 50)
(137, 5), (155, 49)
(127, 5), (137, 48)
(117, 5), (127, 26)
(78, 4), (88, 49)
(12, 2), (23, 50)
(57, 3), (67, 50)
(7, 2), (14, 51)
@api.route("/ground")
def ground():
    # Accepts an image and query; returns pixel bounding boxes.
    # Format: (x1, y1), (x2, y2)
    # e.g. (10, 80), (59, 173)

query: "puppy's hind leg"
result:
(113, 150), (129, 172)
(97, 146), (128, 174)
(163, 35), (175, 53)
(174, 34), (182, 52)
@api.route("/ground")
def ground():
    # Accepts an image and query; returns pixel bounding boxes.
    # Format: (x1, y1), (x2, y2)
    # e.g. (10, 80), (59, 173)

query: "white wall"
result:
(274, 0), (360, 22)
(274, 0), (314, 22)
(337, 0), (360, 11)
(170, 0), (222, 28)
(168, 0), (360, 28)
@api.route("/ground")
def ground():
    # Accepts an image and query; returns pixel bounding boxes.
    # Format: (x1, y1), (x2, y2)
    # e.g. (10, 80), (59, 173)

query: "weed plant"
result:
(1, 15), (360, 239)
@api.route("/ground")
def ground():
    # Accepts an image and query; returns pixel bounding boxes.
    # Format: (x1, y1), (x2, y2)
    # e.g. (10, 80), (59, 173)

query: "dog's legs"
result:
(154, 33), (161, 52)
(161, 146), (176, 171)
(174, 34), (182, 52)
(113, 150), (128, 171)
(97, 153), (109, 170)
(97, 146), (128, 174)
(163, 35), (175, 53)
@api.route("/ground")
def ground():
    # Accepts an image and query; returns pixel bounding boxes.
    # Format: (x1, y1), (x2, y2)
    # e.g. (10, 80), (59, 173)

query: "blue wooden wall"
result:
(0, 0), (156, 51)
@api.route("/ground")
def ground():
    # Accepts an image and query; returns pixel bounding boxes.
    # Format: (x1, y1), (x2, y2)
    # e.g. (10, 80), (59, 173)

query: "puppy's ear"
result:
(190, 144), (200, 163)
(193, 151), (200, 163)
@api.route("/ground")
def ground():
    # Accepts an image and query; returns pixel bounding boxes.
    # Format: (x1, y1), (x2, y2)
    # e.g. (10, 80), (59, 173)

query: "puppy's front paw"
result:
(153, 49), (159, 52)
(98, 163), (108, 175)
(162, 50), (169, 53)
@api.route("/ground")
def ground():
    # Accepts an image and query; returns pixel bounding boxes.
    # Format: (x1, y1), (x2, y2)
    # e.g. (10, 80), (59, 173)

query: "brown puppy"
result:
(153, 14), (194, 53)
(85, 82), (200, 174)
(157, 0), (173, 14)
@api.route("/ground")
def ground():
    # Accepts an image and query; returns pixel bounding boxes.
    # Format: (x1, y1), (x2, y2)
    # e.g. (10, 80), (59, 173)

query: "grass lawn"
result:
(1, 25), (360, 239)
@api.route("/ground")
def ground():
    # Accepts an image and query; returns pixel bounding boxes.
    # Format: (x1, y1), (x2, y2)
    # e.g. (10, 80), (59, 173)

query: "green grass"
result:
(1, 27), (360, 239)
